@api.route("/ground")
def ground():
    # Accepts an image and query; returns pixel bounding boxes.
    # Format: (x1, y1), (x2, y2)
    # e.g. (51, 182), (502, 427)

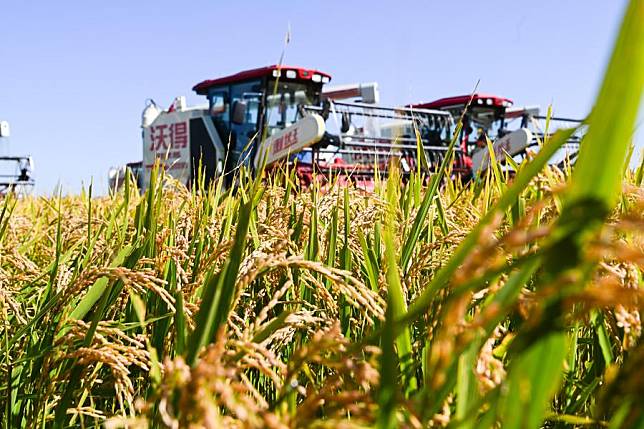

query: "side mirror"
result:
(321, 100), (330, 120)
(210, 102), (225, 116)
(231, 100), (247, 125)
(341, 112), (351, 133)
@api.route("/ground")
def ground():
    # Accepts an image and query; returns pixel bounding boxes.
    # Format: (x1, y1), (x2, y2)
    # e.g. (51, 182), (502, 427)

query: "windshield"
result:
(264, 80), (320, 136)
(464, 106), (506, 148)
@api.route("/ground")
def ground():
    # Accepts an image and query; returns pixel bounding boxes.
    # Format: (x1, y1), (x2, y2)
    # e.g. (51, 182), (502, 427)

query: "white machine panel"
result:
(143, 110), (201, 186)
(472, 128), (533, 173)
(254, 114), (325, 168)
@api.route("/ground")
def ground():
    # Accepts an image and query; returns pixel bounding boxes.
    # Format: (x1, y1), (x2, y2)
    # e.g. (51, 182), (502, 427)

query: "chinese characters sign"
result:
(271, 129), (298, 154)
(148, 122), (188, 151)
(254, 114), (325, 168)
(143, 112), (191, 186)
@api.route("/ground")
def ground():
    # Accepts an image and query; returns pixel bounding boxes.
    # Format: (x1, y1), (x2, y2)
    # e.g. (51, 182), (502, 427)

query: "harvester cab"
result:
(134, 66), (332, 190)
(131, 65), (459, 192)
(411, 94), (583, 174)
(191, 66), (332, 180)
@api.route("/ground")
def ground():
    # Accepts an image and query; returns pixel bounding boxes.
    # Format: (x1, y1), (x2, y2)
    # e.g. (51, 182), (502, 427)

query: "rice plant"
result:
(0, 0), (642, 427)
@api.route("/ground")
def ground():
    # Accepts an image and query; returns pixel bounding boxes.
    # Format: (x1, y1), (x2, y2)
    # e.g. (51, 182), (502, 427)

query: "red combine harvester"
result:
(109, 65), (462, 192)
(0, 120), (34, 197)
(410, 93), (584, 174)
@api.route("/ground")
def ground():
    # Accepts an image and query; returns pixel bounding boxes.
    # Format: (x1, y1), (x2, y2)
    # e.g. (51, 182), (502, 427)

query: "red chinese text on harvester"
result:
(271, 129), (299, 154)
(149, 122), (188, 151)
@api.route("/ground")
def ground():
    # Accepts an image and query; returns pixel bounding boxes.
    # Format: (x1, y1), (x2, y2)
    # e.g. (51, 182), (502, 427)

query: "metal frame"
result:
(299, 100), (461, 176)
(0, 156), (34, 196)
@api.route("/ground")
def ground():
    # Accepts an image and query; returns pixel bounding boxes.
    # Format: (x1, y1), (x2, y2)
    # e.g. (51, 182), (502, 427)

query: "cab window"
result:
(264, 80), (319, 136)
(210, 92), (227, 116)
(229, 80), (262, 127)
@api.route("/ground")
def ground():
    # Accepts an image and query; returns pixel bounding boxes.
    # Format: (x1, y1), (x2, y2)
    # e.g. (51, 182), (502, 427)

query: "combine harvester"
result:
(109, 65), (460, 191)
(109, 67), (584, 192)
(0, 120), (35, 197)
(409, 94), (584, 174)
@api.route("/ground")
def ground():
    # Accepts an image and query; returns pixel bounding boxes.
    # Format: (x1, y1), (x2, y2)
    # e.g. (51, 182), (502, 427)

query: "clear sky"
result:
(0, 0), (640, 194)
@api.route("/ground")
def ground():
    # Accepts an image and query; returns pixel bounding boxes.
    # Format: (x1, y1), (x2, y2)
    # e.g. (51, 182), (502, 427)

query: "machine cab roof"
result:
(193, 65), (331, 95)
(410, 93), (513, 111)
(410, 93), (514, 130)
(191, 65), (333, 171)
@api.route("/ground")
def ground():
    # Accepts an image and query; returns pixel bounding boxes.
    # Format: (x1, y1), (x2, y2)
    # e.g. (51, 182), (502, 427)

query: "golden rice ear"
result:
(3, 3), (643, 426)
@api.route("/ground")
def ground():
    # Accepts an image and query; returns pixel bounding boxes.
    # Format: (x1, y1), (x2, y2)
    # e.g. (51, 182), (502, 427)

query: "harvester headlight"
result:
(477, 99), (484, 104)
(322, 76), (330, 83)
(312, 73), (322, 83)
(272, 69), (281, 77)
(285, 70), (297, 79)
(486, 98), (493, 105)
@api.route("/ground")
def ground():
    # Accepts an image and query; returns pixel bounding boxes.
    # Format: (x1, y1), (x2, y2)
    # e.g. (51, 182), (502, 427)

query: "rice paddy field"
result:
(1, 2), (643, 428)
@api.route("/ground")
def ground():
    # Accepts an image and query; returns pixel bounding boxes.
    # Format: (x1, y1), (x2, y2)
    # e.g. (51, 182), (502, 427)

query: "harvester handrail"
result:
(303, 148), (457, 158)
(304, 103), (453, 123)
(0, 156), (31, 162)
(532, 115), (584, 123)
(305, 106), (433, 123)
(0, 174), (35, 179)
(327, 100), (452, 118)
(339, 139), (461, 152)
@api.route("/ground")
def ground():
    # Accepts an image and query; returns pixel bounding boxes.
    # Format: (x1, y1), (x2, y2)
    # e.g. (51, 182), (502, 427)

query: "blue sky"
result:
(0, 0), (640, 194)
